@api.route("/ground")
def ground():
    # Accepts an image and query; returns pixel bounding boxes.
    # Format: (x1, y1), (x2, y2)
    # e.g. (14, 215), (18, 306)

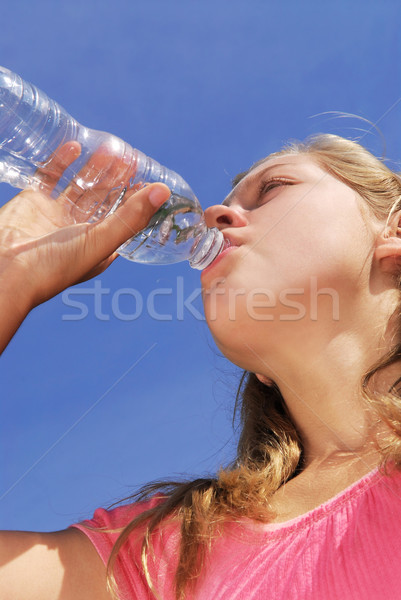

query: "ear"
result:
(255, 373), (274, 386)
(375, 210), (401, 274)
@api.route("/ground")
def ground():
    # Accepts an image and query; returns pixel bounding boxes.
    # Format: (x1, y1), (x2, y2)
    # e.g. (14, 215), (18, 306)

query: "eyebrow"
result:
(223, 162), (294, 206)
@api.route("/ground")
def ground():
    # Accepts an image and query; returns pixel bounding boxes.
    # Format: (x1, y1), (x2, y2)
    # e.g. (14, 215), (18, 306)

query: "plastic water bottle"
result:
(0, 66), (225, 269)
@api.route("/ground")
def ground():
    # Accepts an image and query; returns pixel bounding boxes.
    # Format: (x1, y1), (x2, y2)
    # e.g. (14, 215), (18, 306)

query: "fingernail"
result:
(149, 186), (169, 207)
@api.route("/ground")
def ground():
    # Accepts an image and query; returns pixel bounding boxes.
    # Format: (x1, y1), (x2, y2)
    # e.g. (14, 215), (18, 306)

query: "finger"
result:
(36, 142), (81, 193)
(87, 182), (170, 262)
(61, 144), (131, 207)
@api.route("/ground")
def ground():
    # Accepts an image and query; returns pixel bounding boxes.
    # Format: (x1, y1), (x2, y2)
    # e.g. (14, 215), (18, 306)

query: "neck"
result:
(258, 330), (390, 472)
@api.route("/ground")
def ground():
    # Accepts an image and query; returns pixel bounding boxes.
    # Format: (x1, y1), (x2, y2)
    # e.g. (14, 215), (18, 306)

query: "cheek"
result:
(253, 199), (370, 289)
(203, 230), (370, 342)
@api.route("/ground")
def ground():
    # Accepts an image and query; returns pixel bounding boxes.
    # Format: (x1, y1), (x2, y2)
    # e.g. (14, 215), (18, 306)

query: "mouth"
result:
(201, 234), (240, 275)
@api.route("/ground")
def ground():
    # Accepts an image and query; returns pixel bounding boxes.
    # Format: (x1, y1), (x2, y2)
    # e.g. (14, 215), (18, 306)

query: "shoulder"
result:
(72, 493), (170, 541)
(71, 494), (180, 598)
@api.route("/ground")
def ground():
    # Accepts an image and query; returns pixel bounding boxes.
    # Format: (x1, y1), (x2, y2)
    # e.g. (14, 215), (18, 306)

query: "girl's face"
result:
(201, 153), (381, 372)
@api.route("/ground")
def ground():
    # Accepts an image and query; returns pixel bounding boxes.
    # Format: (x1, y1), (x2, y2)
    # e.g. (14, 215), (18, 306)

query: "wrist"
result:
(0, 270), (34, 354)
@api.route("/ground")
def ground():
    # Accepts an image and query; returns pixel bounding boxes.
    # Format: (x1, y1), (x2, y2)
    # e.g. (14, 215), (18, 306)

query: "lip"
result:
(201, 235), (240, 275)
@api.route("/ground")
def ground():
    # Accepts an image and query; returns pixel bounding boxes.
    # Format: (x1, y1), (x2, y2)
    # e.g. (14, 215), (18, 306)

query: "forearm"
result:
(0, 268), (33, 354)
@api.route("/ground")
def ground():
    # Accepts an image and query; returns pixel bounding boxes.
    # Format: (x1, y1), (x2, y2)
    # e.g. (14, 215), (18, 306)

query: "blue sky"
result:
(0, 0), (400, 531)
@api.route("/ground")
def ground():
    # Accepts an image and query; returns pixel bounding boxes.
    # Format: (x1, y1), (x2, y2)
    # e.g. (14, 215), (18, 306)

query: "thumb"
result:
(88, 183), (171, 260)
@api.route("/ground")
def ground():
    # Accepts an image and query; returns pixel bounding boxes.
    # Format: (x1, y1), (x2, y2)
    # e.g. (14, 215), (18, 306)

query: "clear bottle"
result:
(0, 66), (225, 269)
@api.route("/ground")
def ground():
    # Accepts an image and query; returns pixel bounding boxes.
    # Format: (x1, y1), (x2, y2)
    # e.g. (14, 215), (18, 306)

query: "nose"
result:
(204, 204), (248, 230)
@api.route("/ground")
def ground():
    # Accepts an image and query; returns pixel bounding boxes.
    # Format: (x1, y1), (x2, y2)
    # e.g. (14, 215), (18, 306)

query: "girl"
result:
(1, 134), (400, 599)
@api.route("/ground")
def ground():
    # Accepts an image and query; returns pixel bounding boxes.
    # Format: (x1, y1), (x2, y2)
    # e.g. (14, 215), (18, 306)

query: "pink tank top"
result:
(72, 464), (401, 599)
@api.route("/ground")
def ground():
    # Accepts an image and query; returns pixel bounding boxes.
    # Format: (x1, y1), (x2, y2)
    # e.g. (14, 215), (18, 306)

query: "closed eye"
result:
(258, 177), (293, 202)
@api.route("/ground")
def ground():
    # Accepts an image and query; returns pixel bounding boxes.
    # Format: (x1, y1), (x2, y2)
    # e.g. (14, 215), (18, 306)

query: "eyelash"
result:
(258, 177), (291, 198)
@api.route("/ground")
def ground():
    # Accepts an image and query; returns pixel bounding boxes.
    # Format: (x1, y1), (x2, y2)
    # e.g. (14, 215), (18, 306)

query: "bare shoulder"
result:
(0, 528), (112, 600)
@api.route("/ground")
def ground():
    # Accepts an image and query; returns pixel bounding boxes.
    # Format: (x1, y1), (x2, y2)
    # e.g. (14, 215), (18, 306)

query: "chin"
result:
(206, 312), (258, 366)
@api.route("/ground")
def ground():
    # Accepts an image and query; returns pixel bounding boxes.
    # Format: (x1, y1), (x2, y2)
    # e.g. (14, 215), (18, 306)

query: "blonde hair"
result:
(107, 134), (401, 599)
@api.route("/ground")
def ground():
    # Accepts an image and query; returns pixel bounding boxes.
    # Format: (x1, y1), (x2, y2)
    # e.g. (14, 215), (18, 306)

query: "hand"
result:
(0, 141), (170, 310)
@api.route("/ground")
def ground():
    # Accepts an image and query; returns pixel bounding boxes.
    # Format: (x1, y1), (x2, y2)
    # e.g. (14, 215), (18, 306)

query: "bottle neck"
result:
(189, 227), (224, 270)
